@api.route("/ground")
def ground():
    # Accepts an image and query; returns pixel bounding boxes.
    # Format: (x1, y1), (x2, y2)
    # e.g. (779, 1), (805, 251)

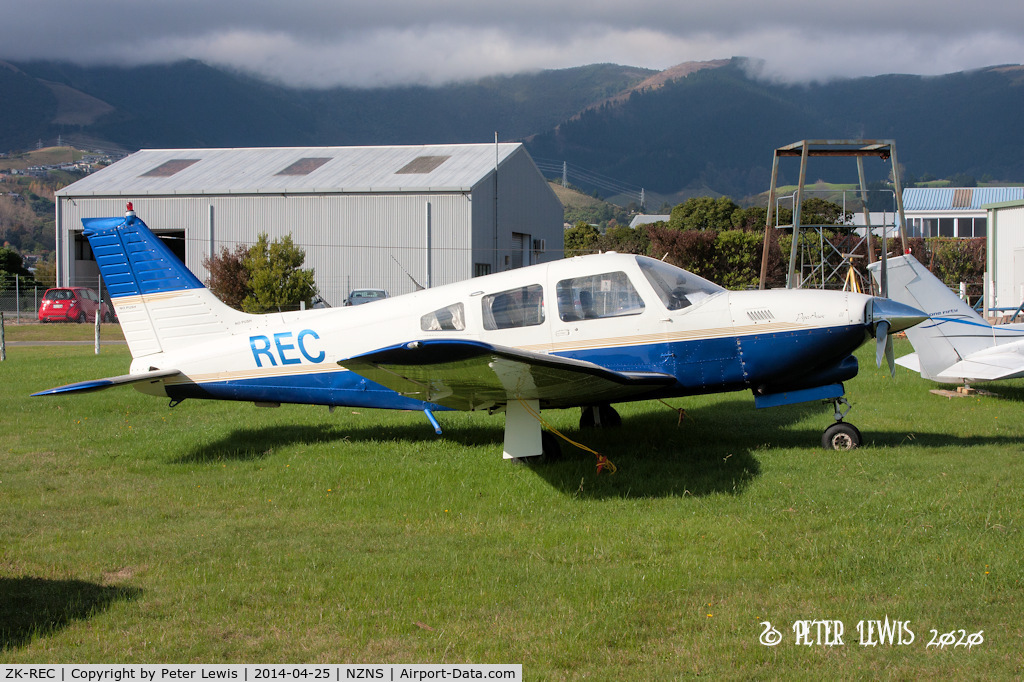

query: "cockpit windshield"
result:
(636, 256), (725, 311)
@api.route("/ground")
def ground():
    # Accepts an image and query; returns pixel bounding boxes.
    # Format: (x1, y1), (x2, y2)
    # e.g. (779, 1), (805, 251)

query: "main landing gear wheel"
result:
(822, 422), (862, 451)
(517, 431), (562, 466)
(579, 404), (622, 428)
(541, 431), (562, 461)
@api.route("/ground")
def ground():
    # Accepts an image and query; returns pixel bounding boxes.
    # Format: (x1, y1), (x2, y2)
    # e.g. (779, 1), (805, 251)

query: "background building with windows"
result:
(55, 144), (564, 306)
(902, 187), (1024, 239)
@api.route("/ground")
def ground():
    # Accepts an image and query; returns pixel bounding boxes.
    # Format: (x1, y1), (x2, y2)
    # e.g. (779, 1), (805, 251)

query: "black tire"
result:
(822, 422), (862, 451)
(579, 404), (622, 428)
(75, 312), (86, 323)
(102, 311), (111, 323)
(541, 431), (562, 461)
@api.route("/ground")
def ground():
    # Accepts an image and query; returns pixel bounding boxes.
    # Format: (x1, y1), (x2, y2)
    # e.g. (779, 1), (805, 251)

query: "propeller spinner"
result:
(867, 297), (927, 376)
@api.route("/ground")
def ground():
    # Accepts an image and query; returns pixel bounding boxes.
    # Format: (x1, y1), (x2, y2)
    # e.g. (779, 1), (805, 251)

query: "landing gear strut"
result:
(822, 397), (861, 450)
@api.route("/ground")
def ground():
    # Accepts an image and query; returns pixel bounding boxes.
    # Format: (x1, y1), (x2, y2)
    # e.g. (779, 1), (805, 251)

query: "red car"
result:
(38, 287), (113, 323)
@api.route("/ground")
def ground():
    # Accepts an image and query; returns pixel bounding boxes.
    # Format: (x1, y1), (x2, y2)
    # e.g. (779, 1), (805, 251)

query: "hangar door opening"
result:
(70, 229), (187, 288)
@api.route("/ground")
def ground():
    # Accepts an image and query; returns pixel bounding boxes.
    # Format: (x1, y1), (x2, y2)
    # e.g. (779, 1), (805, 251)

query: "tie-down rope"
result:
(515, 398), (617, 475)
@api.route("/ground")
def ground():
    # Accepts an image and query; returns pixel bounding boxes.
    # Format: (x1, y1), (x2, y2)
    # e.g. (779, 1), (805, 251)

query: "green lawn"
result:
(2, 321), (125, 343)
(1, 338), (1022, 678)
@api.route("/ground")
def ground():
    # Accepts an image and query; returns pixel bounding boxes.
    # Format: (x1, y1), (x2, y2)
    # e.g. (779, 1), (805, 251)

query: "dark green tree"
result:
(668, 196), (739, 231)
(596, 225), (650, 255)
(0, 246), (39, 289)
(241, 233), (318, 314)
(563, 222), (601, 257)
(800, 198), (849, 226)
(949, 173), (977, 188)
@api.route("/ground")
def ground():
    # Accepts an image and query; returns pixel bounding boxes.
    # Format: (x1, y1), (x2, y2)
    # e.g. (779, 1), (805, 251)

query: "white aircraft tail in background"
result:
(868, 253), (1024, 384)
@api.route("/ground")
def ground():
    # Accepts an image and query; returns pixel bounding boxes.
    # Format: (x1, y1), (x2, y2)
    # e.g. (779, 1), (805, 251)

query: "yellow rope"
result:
(656, 399), (689, 426)
(515, 399), (617, 475)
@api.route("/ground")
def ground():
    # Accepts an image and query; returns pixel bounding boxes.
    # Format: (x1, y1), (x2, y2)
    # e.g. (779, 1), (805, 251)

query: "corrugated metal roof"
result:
(57, 143), (526, 197)
(903, 187), (1024, 211)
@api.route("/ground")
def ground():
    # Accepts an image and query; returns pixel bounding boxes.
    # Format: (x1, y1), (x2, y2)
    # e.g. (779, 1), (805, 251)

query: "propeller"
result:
(867, 297), (926, 377)
(869, 225), (902, 376)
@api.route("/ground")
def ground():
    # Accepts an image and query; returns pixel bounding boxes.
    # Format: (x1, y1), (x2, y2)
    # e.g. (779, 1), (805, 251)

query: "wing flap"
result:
(339, 339), (676, 410)
(32, 369), (182, 396)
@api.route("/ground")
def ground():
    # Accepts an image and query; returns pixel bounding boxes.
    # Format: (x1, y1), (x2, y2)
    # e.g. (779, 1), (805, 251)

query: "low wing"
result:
(934, 354), (1024, 382)
(32, 369), (182, 396)
(339, 339), (676, 411)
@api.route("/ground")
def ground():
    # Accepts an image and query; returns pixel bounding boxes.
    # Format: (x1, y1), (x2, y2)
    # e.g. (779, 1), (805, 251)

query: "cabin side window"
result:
(482, 284), (545, 330)
(420, 302), (466, 331)
(636, 257), (724, 311)
(556, 271), (645, 322)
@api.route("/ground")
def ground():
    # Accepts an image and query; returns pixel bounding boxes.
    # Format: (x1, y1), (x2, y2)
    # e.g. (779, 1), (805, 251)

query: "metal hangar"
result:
(55, 143), (564, 306)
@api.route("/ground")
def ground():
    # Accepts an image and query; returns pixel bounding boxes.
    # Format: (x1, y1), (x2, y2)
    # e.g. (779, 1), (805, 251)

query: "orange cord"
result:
(515, 399), (617, 475)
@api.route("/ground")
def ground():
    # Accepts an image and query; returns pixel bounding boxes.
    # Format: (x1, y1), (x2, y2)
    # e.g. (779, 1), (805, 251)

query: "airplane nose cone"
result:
(867, 297), (928, 334)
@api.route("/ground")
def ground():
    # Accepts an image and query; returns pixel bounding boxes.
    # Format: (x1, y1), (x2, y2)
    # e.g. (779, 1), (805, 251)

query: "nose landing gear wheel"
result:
(822, 422), (862, 451)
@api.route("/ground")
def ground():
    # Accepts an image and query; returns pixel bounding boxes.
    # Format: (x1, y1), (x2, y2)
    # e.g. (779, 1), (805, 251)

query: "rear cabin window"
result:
(556, 271), (645, 321)
(482, 284), (545, 330)
(636, 257), (724, 310)
(421, 303), (466, 331)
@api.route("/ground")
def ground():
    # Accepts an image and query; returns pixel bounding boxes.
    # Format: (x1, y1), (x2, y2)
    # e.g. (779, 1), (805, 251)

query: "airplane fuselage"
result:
(131, 253), (871, 410)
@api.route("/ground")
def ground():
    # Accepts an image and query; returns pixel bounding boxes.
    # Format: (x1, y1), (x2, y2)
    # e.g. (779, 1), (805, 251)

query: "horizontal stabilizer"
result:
(934, 354), (1024, 382)
(340, 339), (676, 411)
(895, 353), (921, 373)
(32, 369), (182, 396)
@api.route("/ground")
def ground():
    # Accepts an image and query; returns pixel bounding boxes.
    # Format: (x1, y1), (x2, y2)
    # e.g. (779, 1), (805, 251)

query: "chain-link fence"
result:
(0, 275), (46, 323)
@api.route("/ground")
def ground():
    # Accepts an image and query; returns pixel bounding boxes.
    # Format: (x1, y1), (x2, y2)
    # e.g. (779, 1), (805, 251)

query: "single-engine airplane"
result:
(35, 206), (926, 459)
(868, 253), (1024, 385)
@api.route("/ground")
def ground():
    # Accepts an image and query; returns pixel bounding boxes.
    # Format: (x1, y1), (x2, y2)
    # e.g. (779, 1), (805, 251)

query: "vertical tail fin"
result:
(84, 207), (248, 359)
(868, 254), (993, 380)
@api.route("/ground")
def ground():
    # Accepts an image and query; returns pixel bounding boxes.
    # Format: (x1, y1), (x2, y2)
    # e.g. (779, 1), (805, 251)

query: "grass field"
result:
(1, 335), (1023, 678)
(3, 322), (125, 343)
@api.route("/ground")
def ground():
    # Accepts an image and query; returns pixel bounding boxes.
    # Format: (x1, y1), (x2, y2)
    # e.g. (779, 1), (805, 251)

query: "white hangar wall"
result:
(58, 193), (478, 303)
(55, 144), (564, 307)
(986, 201), (1024, 311)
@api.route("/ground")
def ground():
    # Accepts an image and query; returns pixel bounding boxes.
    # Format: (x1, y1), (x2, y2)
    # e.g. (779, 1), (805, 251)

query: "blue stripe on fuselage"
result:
(554, 324), (866, 394)
(169, 324), (866, 409)
(165, 368), (446, 411)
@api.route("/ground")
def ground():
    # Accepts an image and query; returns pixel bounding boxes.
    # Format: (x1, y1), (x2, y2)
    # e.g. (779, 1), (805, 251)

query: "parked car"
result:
(344, 288), (389, 306)
(38, 286), (113, 323)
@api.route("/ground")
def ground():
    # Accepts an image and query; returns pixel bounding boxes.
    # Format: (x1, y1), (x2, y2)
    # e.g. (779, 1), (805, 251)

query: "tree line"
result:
(564, 196), (987, 291)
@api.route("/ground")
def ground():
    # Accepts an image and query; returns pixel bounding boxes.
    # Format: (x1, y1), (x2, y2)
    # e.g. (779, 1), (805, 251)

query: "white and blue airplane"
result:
(35, 206), (926, 459)
(869, 253), (1024, 385)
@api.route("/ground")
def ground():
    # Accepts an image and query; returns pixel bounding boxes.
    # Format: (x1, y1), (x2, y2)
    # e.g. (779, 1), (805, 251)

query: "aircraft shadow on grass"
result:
(170, 395), (1024, 499)
(0, 577), (141, 651)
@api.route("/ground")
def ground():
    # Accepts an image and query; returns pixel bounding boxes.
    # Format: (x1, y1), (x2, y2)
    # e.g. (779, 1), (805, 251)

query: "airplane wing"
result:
(32, 369), (183, 396)
(339, 339), (677, 411)
(934, 354), (1024, 382)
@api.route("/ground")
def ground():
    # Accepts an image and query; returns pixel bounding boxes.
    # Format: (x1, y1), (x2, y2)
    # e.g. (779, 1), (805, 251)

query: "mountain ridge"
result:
(2, 57), (1023, 199)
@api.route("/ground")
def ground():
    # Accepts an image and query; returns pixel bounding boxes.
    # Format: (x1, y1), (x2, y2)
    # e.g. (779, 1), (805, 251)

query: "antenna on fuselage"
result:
(390, 255), (425, 291)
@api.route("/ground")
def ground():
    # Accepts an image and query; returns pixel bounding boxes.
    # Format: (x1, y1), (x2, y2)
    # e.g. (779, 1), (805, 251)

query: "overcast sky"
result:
(2, 1), (1022, 88)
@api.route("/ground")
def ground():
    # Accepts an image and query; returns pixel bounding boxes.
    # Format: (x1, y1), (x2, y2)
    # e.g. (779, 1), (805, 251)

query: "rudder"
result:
(869, 254), (993, 380)
(84, 207), (247, 359)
